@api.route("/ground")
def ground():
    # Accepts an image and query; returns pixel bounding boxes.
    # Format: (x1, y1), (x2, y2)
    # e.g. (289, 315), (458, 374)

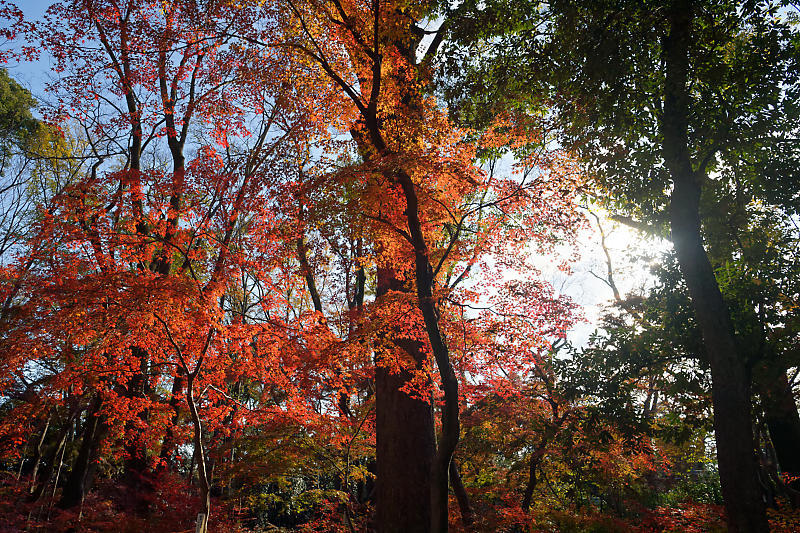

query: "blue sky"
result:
(3, 0), (55, 99)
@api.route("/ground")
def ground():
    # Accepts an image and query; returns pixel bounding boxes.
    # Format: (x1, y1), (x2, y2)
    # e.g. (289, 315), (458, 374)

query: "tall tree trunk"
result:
(374, 266), (436, 533)
(329, 10), (460, 529)
(663, 2), (767, 530)
(367, 118), (460, 533)
(350, 77), (442, 531)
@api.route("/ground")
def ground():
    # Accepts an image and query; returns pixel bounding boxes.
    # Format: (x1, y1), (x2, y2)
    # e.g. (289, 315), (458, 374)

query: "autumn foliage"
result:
(0, 0), (798, 532)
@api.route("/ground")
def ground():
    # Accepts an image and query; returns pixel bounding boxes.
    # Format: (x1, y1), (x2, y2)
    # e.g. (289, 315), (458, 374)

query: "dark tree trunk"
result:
(122, 348), (154, 514)
(379, 146), (459, 533)
(335, 15), (460, 530)
(522, 448), (546, 512)
(663, 2), (768, 530)
(26, 414), (51, 486)
(668, 74), (769, 533)
(58, 396), (107, 509)
(761, 369), (800, 500)
(375, 267), (436, 533)
(449, 459), (473, 528)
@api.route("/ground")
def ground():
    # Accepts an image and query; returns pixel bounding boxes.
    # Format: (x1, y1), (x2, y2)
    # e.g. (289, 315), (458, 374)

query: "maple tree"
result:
(0, 0), (344, 527)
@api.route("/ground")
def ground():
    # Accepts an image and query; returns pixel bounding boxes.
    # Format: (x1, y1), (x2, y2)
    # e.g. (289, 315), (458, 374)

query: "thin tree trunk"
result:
(450, 459), (473, 528)
(295, 207), (354, 418)
(16, 442), (29, 482)
(663, 2), (767, 530)
(48, 428), (69, 518)
(159, 371), (185, 467)
(522, 448), (546, 512)
(186, 374), (211, 533)
(27, 414), (51, 486)
(29, 423), (69, 502)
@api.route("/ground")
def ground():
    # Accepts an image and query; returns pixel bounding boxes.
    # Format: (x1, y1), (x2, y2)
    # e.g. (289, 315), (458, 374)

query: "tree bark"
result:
(186, 373), (211, 533)
(371, 163), (461, 531)
(305, 7), (460, 528)
(663, 1), (768, 530)
(375, 266), (436, 533)
(522, 447), (546, 512)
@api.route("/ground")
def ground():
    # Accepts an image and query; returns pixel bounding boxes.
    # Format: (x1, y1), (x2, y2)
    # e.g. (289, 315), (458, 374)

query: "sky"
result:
(539, 211), (670, 346)
(2, 1), (52, 100)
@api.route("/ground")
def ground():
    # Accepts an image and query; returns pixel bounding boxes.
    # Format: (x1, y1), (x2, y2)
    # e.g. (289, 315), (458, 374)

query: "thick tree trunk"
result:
(373, 166), (461, 532)
(374, 267), (436, 533)
(390, 162), (459, 533)
(668, 85), (769, 533)
(663, 2), (768, 530)
(375, 365), (435, 532)
(333, 13), (459, 529)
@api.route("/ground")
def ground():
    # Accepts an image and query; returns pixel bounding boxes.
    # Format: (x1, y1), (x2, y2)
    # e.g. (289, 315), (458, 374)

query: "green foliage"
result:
(441, 0), (800, 221)
(0, 68), (38, 156)
(656, 465), (723, 507)
(560, 251), (712, 441)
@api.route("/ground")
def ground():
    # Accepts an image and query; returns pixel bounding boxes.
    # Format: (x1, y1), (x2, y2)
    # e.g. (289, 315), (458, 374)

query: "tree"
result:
(0, 0), (340, 526)
(1, 2), (584, 531)
(442, 1), (799, 529)
(255, 2), (584, 530)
